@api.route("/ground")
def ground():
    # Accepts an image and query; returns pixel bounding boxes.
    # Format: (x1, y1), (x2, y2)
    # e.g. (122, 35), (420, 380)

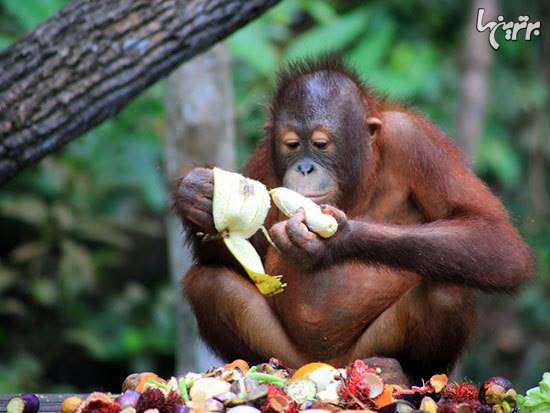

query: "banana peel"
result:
(212, 167), (285, 296)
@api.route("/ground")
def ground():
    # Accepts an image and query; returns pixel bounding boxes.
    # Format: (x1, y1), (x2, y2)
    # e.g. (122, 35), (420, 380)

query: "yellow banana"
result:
(269, 187), (338, 238)
(212, 168), (285, 296)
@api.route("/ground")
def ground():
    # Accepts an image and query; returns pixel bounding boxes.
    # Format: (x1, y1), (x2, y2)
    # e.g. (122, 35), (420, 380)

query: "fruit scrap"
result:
(6, 394), (40, 413)
(419, 396), (437, 413)
(262, 384), (299, 413)
(189, 377), (232, 400)
(478, 376), (516, 408)
(227, 407), (262, 413)
(224, 360), (250, 374)
(285, 379), (317, 405)
(437, 399), (491, 413)
(337, 360), (384, 408)
(61, 397), (84, 413)
(373, 385), (395, 408)
(377, 400), (416, 412)
(429, 374), (449, 393)
(123, 372), (163, 393)
(77, 392), (120, 413)
(135, 388), (183, 413)
(116, 391), (141, 408)
(291, 362), (338, 392)
(441, 382), (479, 403)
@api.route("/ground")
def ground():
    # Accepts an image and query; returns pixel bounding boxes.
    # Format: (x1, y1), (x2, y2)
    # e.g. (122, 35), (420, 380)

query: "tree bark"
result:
(0, 0), (279, 185)
(455, 0), (496, 162)
(164, 43), (235, 373)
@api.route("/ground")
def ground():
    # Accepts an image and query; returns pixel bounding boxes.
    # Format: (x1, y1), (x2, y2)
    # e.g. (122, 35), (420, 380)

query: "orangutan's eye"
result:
(313, 141), (328, 150)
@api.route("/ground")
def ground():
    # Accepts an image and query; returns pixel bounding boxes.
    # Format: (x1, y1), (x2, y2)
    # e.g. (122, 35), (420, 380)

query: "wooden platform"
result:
(0, 394), (88, 413)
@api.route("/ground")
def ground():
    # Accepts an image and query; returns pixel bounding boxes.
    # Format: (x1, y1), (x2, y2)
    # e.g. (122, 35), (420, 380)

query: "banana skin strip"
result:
(212, 167), (286, 296)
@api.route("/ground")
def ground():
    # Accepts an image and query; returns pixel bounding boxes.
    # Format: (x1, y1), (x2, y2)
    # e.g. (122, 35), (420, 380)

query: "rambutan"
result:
(262, 384), (298, 413)
(441, 382), (480, 403)
(136, 389), (183, 413)
(337, 360), (379, 408)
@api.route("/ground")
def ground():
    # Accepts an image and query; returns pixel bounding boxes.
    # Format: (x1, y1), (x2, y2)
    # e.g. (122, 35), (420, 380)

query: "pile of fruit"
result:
(6, 360), (550, 413)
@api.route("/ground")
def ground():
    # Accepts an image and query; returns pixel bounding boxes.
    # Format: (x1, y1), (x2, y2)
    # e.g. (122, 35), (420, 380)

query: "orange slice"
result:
(291, 362), (337, 381)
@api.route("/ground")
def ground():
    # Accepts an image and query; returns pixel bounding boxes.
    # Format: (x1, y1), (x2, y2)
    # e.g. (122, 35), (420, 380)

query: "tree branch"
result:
(0, 0), (280, 185)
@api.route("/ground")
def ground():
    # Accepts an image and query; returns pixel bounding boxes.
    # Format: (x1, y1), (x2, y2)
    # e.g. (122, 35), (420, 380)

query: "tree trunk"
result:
(164, 43), (235, 373)
(455, 0), (496, 162)
(0, 0), (279, 185)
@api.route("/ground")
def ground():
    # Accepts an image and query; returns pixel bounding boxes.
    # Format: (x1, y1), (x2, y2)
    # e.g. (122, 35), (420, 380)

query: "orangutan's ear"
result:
(367, 117), (382, 138)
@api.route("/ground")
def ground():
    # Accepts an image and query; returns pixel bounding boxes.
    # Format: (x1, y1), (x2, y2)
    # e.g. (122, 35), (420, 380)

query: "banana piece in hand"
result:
(212, 167), (285, 296)
(269, 187), (338, 238)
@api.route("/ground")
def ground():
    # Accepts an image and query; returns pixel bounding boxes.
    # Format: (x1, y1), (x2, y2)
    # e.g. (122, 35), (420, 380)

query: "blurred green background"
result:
(0, 0), (548, 393)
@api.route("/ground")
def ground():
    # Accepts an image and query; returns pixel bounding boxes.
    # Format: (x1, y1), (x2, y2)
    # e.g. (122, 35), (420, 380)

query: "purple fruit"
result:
(116, 390), (141, 408)
(204, 398), (224, 412)
(173, 406), (190, 413)
(214, 392), (237, 403)
(399, 392), (424, 407)
(227, 406), (262, 413)
(378, 400), (416, 413)
(6, 394), (40, 413)
(21, 394), (39, 413)
(479, 376), (515, 405)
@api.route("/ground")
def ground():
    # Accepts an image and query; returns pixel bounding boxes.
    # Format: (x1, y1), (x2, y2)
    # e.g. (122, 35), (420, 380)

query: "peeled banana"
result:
(212, 167), (285, 296)
(269, 187), (338, 238)
(211, 168), (339, 296)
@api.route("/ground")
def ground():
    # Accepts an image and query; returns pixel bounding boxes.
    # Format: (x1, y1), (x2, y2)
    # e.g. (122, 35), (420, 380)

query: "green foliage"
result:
(1, 0), (548, 393)
(284, 9), (368, 60)
(3, 0), (66, 30)
(517, 372), (550, 413)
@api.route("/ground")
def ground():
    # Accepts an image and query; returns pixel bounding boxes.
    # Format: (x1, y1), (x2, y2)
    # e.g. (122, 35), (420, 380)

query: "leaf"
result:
(30, 278), (58, 306)
(299, 0), (337, 24)
(349, 16), (395, 72)
(2, 0), (66, 30)
(64, 328), (107, 359)
(0, 267), (17, 293)
(0, 35), (15, 50)
(385, 42), (440, 98)
(518, 372), (550, 412)
(52, 202), (75, 230)
(59, 239), (96, 295)
(9, 241), (48, 264)
(0, 298), (27, 316)
(285, 9), (368, 61)
(1, 196), (48, 227)
(229, 22), (277, 77)
(476, 131), (521, 187)
(76, 218), (132, 249)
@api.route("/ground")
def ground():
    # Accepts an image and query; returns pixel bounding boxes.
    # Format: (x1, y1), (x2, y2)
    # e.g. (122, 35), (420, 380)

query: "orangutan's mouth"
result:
(301, 192), (330, 203)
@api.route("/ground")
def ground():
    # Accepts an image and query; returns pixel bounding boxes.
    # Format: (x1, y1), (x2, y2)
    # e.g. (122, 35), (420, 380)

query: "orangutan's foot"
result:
(363, 356), (410, 386)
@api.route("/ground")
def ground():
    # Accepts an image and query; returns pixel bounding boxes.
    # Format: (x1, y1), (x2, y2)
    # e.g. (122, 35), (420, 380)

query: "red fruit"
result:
(337, 360), (379, 407)
(441, 382), (479, 403)
(136, 389), (183, 413)
(80, 400), (120, 413)
(262, 384), (298, 413)
(78, 393), (120, 413)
